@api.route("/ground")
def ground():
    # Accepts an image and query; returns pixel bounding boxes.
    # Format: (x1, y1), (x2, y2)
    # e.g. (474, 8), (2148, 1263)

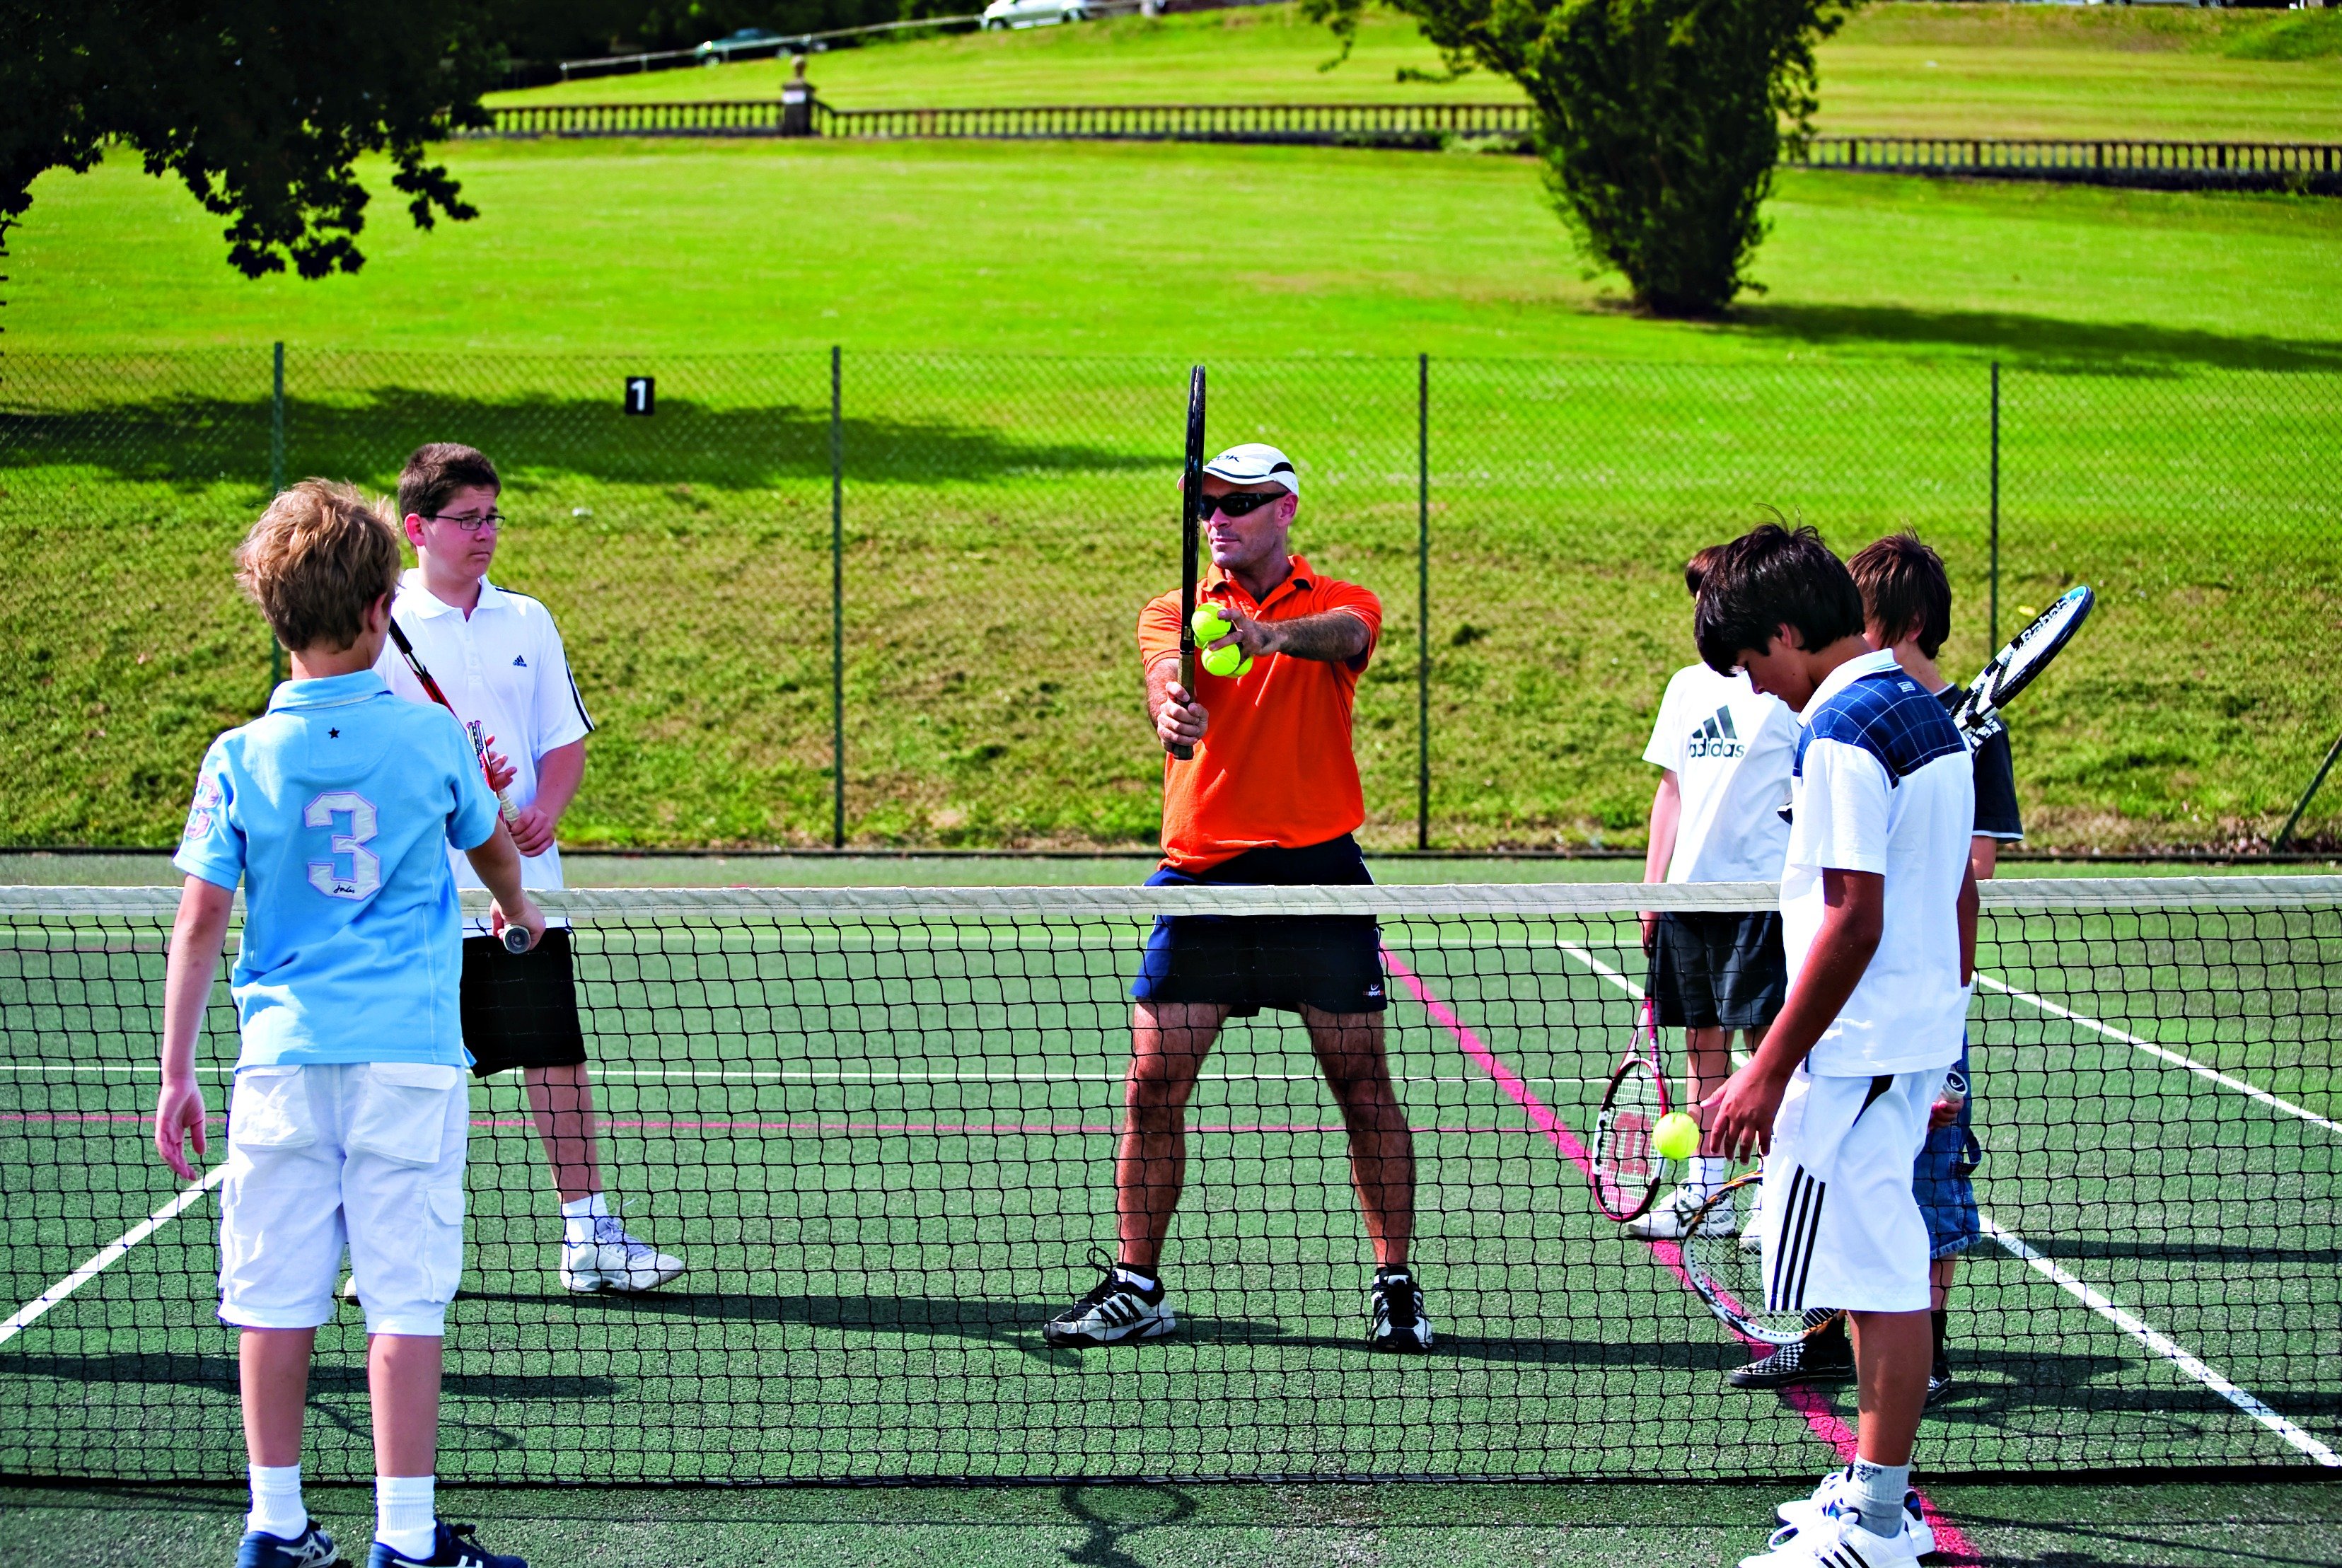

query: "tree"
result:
(1, 1), (505, 284)
(1307, 0), (1855, 316)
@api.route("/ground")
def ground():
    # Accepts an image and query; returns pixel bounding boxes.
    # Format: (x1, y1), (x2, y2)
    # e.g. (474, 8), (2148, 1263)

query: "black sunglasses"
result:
(1198, 490), (1285, 519)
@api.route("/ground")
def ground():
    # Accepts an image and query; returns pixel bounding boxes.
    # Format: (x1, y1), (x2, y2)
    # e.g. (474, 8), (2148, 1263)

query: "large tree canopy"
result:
(1, 1), (504, 281)
(1308, 0), (1855, 315)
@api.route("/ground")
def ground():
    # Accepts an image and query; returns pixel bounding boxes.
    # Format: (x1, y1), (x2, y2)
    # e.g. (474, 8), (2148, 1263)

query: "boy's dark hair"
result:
(398, 443), (500, 523)
(235, 480), (402, 653)
(1693, 523), (1865, 675)
(1848, 532), (1952, 661)
(1683, 544), (1725, 599)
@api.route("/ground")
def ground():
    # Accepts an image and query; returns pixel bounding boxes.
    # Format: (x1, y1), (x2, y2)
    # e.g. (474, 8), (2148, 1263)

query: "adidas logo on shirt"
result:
(1685, 705), (1745, 760)
(512, 654), (528, 668)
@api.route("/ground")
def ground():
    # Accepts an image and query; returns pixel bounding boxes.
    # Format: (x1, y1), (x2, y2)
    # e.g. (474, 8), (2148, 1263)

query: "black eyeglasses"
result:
(424, 511), (504, 534)
(1198, 490), (1285, 519)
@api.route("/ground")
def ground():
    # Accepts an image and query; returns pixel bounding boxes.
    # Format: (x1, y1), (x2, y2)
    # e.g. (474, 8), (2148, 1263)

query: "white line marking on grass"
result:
(1980, 1214), (2341, 1468)
(0, 1163), (230, 1349)
(1555, 942), (1646, 1001)
(1976, 974), (2340, 1137)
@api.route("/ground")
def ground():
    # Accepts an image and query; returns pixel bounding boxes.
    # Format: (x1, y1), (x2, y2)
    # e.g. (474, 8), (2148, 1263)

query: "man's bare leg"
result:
(1302, 1006), (1414, 1270)
(1683, 1025), (1736, 1117)
(1115, 1001), (1227, 1272)
(525, 1062), (601, 1205)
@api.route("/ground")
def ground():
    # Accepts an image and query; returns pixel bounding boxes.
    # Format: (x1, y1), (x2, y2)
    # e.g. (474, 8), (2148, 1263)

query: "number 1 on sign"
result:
(625, 376), (655, 416)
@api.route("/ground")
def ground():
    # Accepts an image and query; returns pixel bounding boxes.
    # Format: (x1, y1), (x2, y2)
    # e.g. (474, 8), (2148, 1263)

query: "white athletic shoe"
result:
(1043, 1255), (1177, 1347)
(560, 1217), (686, 1293)
(1775, 1470), (1937, 1557)
(1626, 1185), (1718, 1241)
(1739, 1501), (1925, 1568)
(1367, 1267), (1435, 1352)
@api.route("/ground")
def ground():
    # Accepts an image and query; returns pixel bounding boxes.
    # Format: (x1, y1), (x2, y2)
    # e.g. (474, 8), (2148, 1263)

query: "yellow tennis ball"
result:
(1652, 1111), (1701, 1162)
(1191, 605), (1232, 643)
(1201, 641), (1253, 679)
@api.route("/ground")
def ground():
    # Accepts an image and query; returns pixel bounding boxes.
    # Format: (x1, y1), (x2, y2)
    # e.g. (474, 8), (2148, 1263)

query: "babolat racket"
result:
(1169, 365), (1206, 762)
(385, 617), (533, 953)
(1951, 584), (2094, 744)
(1681, 1172), (1843, 1347)
(1590, 997), (1670, 1223)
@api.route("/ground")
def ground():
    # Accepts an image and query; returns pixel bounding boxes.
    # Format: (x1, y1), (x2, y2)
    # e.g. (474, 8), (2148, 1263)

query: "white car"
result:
(981, 0), (1091, 29)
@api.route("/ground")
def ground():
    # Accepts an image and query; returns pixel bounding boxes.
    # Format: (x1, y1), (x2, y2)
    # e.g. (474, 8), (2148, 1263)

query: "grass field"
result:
(483, 3), (2342, 144)
(3, 888), (2336, 1506)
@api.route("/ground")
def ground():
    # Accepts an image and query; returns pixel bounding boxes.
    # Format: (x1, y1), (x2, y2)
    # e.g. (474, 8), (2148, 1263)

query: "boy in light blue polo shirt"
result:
(154, 480), (545, 1568)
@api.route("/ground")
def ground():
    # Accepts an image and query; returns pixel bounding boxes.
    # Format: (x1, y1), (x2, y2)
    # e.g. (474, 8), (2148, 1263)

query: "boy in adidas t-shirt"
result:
(1695, 523), (1978, 1568)
(1630, 545), (1797, 1241)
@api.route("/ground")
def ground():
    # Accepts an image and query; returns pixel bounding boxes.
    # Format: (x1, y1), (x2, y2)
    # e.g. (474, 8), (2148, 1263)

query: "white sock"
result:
(1113, 1265), (1159, 1293)
(246, 1462), (306, 1540)
(561, 1191), (610, 1247)
(1691, 1156), (1729, 1196)
(376, 1474), (437, 1558)
(1849, 1458), (1910, 1539)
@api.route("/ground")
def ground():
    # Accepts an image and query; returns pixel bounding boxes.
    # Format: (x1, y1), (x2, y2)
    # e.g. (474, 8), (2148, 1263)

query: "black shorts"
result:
(460, 927), (589, 1079)
(1129, 835), (1388, 1017)
(1647, 910), (1786, 1032)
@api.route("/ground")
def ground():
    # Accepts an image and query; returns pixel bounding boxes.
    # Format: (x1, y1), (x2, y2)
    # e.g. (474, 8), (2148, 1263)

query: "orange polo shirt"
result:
(1137, 555), (1381, 872)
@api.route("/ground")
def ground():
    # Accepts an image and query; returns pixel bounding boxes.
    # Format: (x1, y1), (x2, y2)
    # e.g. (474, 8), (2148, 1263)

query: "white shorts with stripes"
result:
(1758, 1064), (1942, 1316)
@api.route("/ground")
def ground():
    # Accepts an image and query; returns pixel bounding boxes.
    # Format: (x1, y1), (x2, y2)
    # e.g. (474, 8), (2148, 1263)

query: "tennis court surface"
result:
(4, 878), (2336, 1489)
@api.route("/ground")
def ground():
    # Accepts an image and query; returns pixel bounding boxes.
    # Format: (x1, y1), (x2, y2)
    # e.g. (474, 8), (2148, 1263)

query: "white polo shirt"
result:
(1781, 649), (1974, 1077)
(373, 571), (593, 917)
(1643, 663), (1795, 883)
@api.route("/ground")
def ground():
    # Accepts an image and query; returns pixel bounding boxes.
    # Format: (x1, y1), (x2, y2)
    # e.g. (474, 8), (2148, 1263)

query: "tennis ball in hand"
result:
(1652, 1111), (1701, 1162)
(1192, 605), (1233, 643)
(1201, 641), (1254, 679)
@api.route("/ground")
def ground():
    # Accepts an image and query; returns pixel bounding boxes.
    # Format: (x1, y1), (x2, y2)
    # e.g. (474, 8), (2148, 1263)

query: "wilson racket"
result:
(1590, 997), (1670, 1223)
(1680, 1171), (1842, 1347)
(385, 617), (533, 953)
(1169, 364), (1206, 762)
(1952, 584), (2094, 744)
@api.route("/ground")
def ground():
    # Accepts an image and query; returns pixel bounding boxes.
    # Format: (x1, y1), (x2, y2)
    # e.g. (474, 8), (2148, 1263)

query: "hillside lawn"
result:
(6, 124), (2339, 852)
(485, 2), (2342, 144)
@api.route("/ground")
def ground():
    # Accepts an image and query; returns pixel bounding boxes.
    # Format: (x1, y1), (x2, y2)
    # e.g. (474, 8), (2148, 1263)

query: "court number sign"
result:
(625, 376), (656, 416)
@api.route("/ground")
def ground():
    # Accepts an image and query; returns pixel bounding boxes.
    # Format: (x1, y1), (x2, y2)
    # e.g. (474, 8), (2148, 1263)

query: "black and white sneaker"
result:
(1726, 1330), (1854, 1390)
(1042, 1250), (1176, 1347)
(1367, 1266), (1434, 1352)
(1926, 1359), (1956, 1406)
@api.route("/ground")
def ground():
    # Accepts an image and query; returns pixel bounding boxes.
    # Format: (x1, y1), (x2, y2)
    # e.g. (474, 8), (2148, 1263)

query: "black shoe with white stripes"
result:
(1367, 1266), (1434, 1352)
(1043, 1250), (1176, 1347)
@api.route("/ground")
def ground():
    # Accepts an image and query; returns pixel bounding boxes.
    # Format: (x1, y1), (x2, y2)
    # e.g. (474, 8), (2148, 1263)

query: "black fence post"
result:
(269, 341), (286, 693)
(1989, 359), (2001, 654)
(1416, 352), (1431, 851)
(830, 344), (846, 849)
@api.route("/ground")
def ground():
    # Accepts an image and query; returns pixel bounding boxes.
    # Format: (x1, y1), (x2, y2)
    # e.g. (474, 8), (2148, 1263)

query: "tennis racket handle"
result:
(502, 924), (532, 954)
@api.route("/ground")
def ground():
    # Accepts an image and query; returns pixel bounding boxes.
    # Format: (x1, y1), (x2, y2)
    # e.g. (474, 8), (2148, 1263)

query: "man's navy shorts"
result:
(1647, 910), (1787, 1031)
(1914, 1039), (1983, 1260)
(1130, 835), (1387, 1017)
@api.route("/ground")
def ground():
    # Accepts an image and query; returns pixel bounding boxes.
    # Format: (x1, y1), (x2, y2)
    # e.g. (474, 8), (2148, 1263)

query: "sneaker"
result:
(366, 1520), (526, 1568)
(1367, 1267), (1435, 1352)
(1625, 1185), (1718, 1241)
(1926, 1363), (1956, 1407)
(1739, 1504), (1923, 1568)
(237, 1519), (340, 1568)
(1725, 1331), (1854, 1390)
(560, 1216), (685, 1294)
(1042, 1252), (1176, 1347)
(1775, 1470), (1937, 1557)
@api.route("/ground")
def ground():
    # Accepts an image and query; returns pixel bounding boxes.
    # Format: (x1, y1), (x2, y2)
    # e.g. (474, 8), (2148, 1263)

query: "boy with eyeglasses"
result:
(371, 443), (683, 1296)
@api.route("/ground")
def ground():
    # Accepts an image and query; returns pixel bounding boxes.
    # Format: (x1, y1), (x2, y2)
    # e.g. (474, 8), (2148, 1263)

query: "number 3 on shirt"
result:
(306, 791), (381, 900)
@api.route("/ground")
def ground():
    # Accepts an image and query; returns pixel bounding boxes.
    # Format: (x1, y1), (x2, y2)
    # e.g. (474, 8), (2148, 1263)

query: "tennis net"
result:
(3, 878), (2336, 1485)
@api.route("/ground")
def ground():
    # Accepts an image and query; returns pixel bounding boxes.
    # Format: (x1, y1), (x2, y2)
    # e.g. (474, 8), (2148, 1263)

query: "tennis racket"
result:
(1680, 1171), (1843, 1347)
(1952, 584), (2094, 744)
(1169, 365), (1206, 762)
(385, 617), (533, 953)
(1590, 997), (1670, 1223)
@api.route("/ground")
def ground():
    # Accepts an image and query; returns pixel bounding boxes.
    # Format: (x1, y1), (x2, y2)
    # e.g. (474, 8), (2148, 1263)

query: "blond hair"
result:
(234, 480), (402, 654)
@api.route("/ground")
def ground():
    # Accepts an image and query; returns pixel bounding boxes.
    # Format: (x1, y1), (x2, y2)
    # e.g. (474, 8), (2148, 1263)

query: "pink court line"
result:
(1381, 948), (1977, 1566)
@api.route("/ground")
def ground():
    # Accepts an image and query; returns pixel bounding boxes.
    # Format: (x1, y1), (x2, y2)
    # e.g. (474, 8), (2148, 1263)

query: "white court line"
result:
(1975, 974), (2341, 1137)
(1980, 1216), (2341, 1468)
(1555, 938), (2339, 1470)
(0, 1164), (230, 1349)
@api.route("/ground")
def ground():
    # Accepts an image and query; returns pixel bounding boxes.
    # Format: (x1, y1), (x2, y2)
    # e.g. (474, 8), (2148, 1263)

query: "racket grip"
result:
(502, 925), (532, 955)
(1169, 742), (1193, 761)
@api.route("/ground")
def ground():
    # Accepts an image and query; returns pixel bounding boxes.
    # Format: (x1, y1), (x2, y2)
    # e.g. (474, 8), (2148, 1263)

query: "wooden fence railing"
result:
(472, 104), (2342, 189)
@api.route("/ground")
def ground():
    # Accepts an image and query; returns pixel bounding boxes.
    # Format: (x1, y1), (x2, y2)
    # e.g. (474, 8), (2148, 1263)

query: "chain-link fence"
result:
(4, 350), (2335, 852)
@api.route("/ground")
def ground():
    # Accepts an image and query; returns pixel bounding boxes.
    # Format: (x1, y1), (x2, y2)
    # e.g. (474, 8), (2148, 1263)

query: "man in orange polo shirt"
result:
(1042, 443), (1434, 1354)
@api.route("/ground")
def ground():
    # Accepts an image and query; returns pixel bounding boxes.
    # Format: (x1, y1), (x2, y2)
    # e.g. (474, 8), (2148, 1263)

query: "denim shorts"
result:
(1913, 1042), (1983, 1260)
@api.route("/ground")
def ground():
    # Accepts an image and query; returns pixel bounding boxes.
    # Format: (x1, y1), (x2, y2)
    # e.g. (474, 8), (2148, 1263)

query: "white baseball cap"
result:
(1200, 443), (1299, 496)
